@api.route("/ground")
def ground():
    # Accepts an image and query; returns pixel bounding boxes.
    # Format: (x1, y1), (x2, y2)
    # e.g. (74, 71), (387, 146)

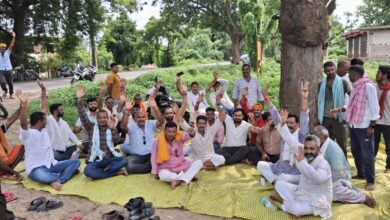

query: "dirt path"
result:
(1, 97), (234, 220)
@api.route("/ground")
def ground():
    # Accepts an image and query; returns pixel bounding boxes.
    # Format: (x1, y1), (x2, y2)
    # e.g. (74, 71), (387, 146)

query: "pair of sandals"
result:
(27, 196), (63, 212)
(124, 197), (159, 220)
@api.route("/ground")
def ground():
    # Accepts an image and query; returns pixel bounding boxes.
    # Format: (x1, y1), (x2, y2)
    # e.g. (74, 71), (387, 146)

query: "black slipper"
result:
(102, 210), (125, 220)
(36, 200), (63, 212)
(124, 197), (145, 211)
(130, 207), (155, 220)
(27, 196), (46, 211)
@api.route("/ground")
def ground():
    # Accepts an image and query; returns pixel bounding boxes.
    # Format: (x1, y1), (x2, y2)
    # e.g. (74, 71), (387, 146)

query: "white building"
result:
(343, 26), (390, 61)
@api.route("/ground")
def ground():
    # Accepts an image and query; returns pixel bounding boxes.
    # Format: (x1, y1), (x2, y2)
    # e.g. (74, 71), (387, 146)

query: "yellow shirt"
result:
(106, 71), (121, 99)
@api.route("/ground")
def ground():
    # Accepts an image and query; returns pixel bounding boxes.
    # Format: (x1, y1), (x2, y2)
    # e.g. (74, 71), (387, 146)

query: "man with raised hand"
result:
(120, 92), (164, 174)
(76, 86), (128, 179)
(19, 82), (80, 191)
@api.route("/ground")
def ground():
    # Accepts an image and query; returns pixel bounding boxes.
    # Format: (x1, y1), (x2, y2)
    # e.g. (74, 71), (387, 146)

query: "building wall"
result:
(369, 29), (390, 61)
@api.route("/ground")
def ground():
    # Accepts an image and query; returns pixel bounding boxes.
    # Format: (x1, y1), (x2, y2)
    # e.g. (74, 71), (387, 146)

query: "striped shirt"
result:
(77, 100), (121, 159)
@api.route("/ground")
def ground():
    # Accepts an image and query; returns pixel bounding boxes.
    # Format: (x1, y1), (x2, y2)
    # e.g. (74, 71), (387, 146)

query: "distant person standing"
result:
(106, 63), (121, 105)
(336, 60), (352, 89)
(232, 64), (264, 109)
(0, 32), (16, 99)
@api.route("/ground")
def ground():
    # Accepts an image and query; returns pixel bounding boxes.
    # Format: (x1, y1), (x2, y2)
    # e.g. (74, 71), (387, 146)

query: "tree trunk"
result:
(279, 0), (331, 127)
(12, 7), (27, 66)
(230, 30), (241, 64)
(90, 33), (97, 67)
(279, 41), (323, 126)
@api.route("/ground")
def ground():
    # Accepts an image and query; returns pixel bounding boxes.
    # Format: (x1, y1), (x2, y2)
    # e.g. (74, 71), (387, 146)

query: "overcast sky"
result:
(129, 0), (364, 29)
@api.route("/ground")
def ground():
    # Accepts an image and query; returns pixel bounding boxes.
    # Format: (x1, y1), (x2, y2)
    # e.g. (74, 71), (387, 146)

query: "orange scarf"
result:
(157, 131), (182, 164)
(0, 129), (10, 160)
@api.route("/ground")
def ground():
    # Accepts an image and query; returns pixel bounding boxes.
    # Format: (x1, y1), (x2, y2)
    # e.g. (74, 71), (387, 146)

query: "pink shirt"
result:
(151, 132), (193, 175)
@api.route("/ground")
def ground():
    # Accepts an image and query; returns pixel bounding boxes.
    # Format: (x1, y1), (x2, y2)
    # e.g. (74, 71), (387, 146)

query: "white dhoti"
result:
(209, 154), (225, 167)
(257, 161), (300, 184)
(333, 180), (366, 203)
(275, 181), (314, 217)
(158, 159), (203, 184)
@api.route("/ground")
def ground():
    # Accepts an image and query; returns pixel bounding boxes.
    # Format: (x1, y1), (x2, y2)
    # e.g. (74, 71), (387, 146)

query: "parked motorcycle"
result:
(56, 65), (74, 78)
(0, 97), (8, 118)
(70, 64), (97, 85)
(13, 65), (39, 82)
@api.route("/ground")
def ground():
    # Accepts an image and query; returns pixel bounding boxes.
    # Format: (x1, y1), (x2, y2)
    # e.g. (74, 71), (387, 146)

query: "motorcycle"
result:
(0, 97), (8, 118)
(70, 64), (97, 85)
(13, 65), (39, 82)
(56, 65), (73, 78)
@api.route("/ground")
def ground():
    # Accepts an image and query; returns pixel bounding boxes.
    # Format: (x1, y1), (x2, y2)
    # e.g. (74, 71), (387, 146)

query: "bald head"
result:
(337, 60), (350, 77)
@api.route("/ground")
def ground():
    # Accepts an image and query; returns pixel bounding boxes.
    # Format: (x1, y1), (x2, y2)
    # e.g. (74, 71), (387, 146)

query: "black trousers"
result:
(0, 187), (15, 220)
(374, 124), (390, 169)
(0, 70), (13, 95)
(216, 146), (250, 165)
(247, 146), (280, 164)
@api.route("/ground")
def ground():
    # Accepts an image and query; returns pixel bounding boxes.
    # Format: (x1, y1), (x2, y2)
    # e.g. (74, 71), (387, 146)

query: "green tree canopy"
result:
(358, 0), (390, 25)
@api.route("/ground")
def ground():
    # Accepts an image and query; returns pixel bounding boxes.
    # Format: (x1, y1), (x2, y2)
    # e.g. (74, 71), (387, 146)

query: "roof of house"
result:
(343, 25), (390, 38)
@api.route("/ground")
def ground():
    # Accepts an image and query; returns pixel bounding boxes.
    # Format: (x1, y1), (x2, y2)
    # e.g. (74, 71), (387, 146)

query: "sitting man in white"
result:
(257, 82), (309, 184)
(18, 85), (80, 191)
(313, 125), (376, 208)
(208, 72), (234, 116)
(36, 81), (82, 161)
(270, 135), (333, 218)
(178, 95), (226, 170)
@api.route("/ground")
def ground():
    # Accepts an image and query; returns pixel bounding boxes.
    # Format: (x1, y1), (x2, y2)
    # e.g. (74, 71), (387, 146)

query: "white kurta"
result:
(275, 154), (333, 218)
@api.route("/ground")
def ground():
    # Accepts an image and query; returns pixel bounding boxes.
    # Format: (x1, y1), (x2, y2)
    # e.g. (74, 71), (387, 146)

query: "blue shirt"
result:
(0, 49), (12, 71)
(121, 120), (157, 156)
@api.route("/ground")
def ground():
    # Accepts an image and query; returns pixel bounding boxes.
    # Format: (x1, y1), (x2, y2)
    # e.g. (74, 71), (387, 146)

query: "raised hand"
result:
(262, 85), (269, 97)
(125, 101), (134, 111)
(187, 127), (195, 136)
(120, 93), (127, 103)
(247, 112), (255, 123)
(197, 94), (204, 103)
(294, 146), (305, 162)
(10, 32), (15, 37)
(213, 71), (219, 80)
(181, 83), (188, 94)
(148, 92), (157, 108)
(242, 87), (249, 96)
(301, 81), (309, 100)
(108, 116), (116, 129)
(37, 79), (46, 91)
(279, 109), (289, 125)
(16, 89), (29, 106)
(76, 87), (85, 99)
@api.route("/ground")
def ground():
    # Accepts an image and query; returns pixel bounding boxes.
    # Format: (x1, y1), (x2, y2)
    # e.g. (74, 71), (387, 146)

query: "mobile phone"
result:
(176, 72), (184, 77)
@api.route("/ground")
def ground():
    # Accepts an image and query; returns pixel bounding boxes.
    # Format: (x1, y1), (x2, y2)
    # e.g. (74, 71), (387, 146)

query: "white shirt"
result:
(224, 115), (251, 147)
(376, 84), (390, 126)
(19, 128), (57, 175)
(187, 89), (209, 114)
(347, 83), (380, 128)
(232, 77), (264, 108)
(295, 155), (333, 218)
(277, 124), (301, 165)
(187, 120), (223, 162)
(0, 49), (12, 71)
(75, 111), (97, 141)
(46, 115), (81, 152)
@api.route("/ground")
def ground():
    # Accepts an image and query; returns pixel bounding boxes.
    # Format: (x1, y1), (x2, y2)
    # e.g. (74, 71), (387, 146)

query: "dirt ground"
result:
(1, 96), (235, 220)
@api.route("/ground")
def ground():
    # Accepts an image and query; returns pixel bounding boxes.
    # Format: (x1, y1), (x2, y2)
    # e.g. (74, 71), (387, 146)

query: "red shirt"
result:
(241, 97), (264, 145)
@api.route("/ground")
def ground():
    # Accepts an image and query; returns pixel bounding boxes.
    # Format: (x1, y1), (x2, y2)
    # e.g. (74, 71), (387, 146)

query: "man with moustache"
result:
(205, 107), (225, 151)
(257, 82), (309, 184)
(318, 61), (350, 157)
(313, 125), (376, 208)
(270, 135), (333, 218)
(336, 60), (352, 89)
(120, 93), (164, 174)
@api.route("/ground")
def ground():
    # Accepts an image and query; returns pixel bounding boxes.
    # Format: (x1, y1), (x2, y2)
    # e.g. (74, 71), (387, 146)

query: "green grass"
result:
(28, 59), (389, 126)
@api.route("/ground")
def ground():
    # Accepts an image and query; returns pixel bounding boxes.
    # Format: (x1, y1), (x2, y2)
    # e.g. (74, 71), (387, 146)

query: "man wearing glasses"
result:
(120, 93), (164, 174)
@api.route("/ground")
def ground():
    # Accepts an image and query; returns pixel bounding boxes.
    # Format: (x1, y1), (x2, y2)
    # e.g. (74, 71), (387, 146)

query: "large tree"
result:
(159, 0), (244, 64)
(358, 0), (390, 25)
(279, 0), (336, 125)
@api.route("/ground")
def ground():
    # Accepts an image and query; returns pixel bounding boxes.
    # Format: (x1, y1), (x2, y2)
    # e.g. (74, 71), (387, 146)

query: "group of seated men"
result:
(0, 62), (384, 218)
